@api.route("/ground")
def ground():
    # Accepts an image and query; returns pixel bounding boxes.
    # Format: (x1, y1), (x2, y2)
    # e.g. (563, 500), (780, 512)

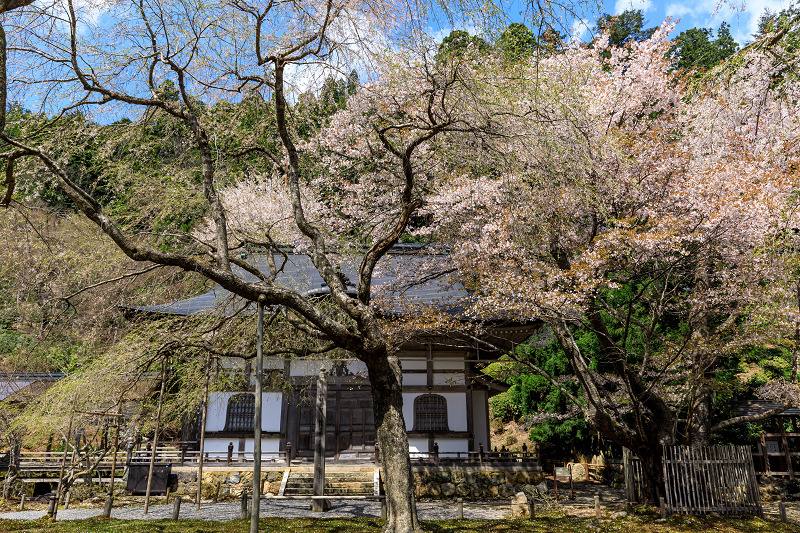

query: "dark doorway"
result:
(294, 385), (376, 459)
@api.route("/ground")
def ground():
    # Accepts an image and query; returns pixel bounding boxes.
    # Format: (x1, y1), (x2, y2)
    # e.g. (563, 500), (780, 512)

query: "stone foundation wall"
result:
(174, 470), (284, 500)
(411, 467), (544, 500)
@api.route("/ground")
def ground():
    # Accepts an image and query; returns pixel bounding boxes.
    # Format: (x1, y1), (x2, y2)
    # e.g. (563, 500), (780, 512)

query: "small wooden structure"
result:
(735, 401), (800, 478)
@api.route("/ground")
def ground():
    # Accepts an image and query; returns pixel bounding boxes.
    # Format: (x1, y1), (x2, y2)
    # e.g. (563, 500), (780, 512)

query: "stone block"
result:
(511, 492), (532, 518)
(441, 483), (456, 497)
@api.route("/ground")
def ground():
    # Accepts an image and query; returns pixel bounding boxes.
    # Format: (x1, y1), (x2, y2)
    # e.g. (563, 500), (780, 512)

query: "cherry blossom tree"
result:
(0, 0), (508, 529)
(426, 23), (800, 501)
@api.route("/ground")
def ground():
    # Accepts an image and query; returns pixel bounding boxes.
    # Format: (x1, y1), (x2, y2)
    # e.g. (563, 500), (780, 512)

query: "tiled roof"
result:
(126, 249), (470, 317)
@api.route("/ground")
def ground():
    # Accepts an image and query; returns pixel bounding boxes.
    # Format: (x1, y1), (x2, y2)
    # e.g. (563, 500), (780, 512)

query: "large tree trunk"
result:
(687, 383), (713, 449)
(366, 354), (419, 533)
(634, 443), (666, 504)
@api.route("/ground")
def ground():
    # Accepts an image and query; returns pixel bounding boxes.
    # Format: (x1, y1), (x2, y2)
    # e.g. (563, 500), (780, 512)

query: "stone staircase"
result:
(281, 469), (377, 496)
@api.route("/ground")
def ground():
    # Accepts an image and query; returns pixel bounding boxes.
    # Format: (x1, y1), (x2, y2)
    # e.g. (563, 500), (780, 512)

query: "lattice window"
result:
(224, 393), (255, 432)
(413, 394), (448, 432)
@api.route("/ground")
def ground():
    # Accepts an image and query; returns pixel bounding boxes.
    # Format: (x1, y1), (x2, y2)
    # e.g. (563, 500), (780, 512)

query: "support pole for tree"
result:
(104, 410), (121, 518)
(250, 301), (264, 533)
(144, 357), (168, 514)
(52, 412), (73, 519)
(196, 359), (211, 509)
(312, 368), (328, 512)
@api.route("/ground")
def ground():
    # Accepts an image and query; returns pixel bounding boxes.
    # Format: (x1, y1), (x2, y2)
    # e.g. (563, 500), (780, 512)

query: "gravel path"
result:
(0, 500), (510, 521)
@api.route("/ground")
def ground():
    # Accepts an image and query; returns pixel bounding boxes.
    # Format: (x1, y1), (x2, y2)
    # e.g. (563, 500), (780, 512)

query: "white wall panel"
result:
(205, 392), (282, 432)
(402, 374), (428, 386)
(400, 359), (427, 370)
(402, 392), (468, 431)
(432, 373), (464, 386)
(433, 360), (464, 370)
(471, 390), (489, 450)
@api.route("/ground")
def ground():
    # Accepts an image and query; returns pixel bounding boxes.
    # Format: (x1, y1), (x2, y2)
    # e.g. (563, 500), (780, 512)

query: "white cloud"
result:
(569, 18), (592, 42)
(665, 3), (700, 17)
(614, 0), (654, 14)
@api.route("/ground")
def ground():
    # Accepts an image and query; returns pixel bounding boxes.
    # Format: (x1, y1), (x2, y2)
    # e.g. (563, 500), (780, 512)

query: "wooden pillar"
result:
(196, 361), (210, 509)
(312, 369), (328, 512)
(781, 418), (794, 479)
(250, 302), (265, 533)
(761, 432), (772, 476)
(103, 410), (121, 518)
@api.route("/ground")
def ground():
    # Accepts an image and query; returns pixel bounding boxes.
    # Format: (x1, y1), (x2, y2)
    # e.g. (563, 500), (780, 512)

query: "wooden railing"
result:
(7, 442), (540, 473)
(13, 445), (289, 471)
(408, 446), (540, 467)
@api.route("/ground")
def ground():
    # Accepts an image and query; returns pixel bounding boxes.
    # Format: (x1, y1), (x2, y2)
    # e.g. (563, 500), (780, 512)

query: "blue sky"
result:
(599, 0), (795, 44)
(430, 0), (796, 47)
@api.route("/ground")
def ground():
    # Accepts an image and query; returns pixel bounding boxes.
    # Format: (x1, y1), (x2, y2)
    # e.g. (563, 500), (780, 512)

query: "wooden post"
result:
(381, 498), (387, 520)
(18, 494), (24, 510)
(660, 496), (667, 518)
(104, 411), (121, 518)
(241, 490), (248, 519)
(250, 302), (265, 533)
(595, 495), (601, 518)
(47, 495), (57, 516)
(196, 360), (211, 509)
(64, 490), (71, 509)
(312, 368), (328, 512)
(781, 421), (795, 479)
(553, 466), (559, 502)
(779, 501), (788, 523)
(172, 495), (181, 520)
(456, 497), (463, 519)
(144, 357), (168, 514)
(227, 442), (234, 465)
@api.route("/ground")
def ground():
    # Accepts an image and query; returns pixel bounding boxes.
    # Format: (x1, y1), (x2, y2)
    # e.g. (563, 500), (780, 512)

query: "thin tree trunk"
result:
(52, 413), (74, 518)
(144, 357), (168, 514)
(2, 440), (20, 500)
(366, 354), (419, 533)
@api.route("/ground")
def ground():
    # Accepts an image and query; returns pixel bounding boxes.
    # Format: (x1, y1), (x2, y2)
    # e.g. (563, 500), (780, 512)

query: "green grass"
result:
(0, 514), (797, 533)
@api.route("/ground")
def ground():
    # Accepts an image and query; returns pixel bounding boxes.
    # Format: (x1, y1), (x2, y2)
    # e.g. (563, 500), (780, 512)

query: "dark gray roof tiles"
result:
(126, 251), (470, 317)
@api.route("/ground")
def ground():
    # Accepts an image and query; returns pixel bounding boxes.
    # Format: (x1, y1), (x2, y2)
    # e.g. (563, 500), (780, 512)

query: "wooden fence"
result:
(663, 445), (761, 516)
(622, 448), (644, 504)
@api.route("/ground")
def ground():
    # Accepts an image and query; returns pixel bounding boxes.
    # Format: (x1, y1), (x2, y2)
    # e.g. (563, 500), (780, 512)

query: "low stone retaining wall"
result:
(173, 469), (284, 499)
(411, 466), (544, 500)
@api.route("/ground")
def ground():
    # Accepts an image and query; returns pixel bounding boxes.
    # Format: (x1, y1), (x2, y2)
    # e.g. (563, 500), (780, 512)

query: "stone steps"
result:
(282, 471), (376, 496)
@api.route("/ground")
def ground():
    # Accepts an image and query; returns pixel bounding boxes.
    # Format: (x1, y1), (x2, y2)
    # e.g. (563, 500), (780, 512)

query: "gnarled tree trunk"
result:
(366, 354), (419, 533)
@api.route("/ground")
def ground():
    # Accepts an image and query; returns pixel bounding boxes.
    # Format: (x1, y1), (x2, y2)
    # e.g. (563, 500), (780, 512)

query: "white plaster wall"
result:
(471, 390), (489, 450)
(402, 392), (468, 431)
(432, 373), (465, 386)
(433, 439), (469, 454)
(290, 359), (338, 376)
(400, 359), (427, 370)
(219, 358), (245, 370)
(347, 360), (368, 375)
(203, 438), (281, 454)
(433, 360), (464, 370)
(262, 356), (285, 370)
(402, 374), (427, 386)
(206, 392), (283, 432)
(408, 438), (429, 457)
